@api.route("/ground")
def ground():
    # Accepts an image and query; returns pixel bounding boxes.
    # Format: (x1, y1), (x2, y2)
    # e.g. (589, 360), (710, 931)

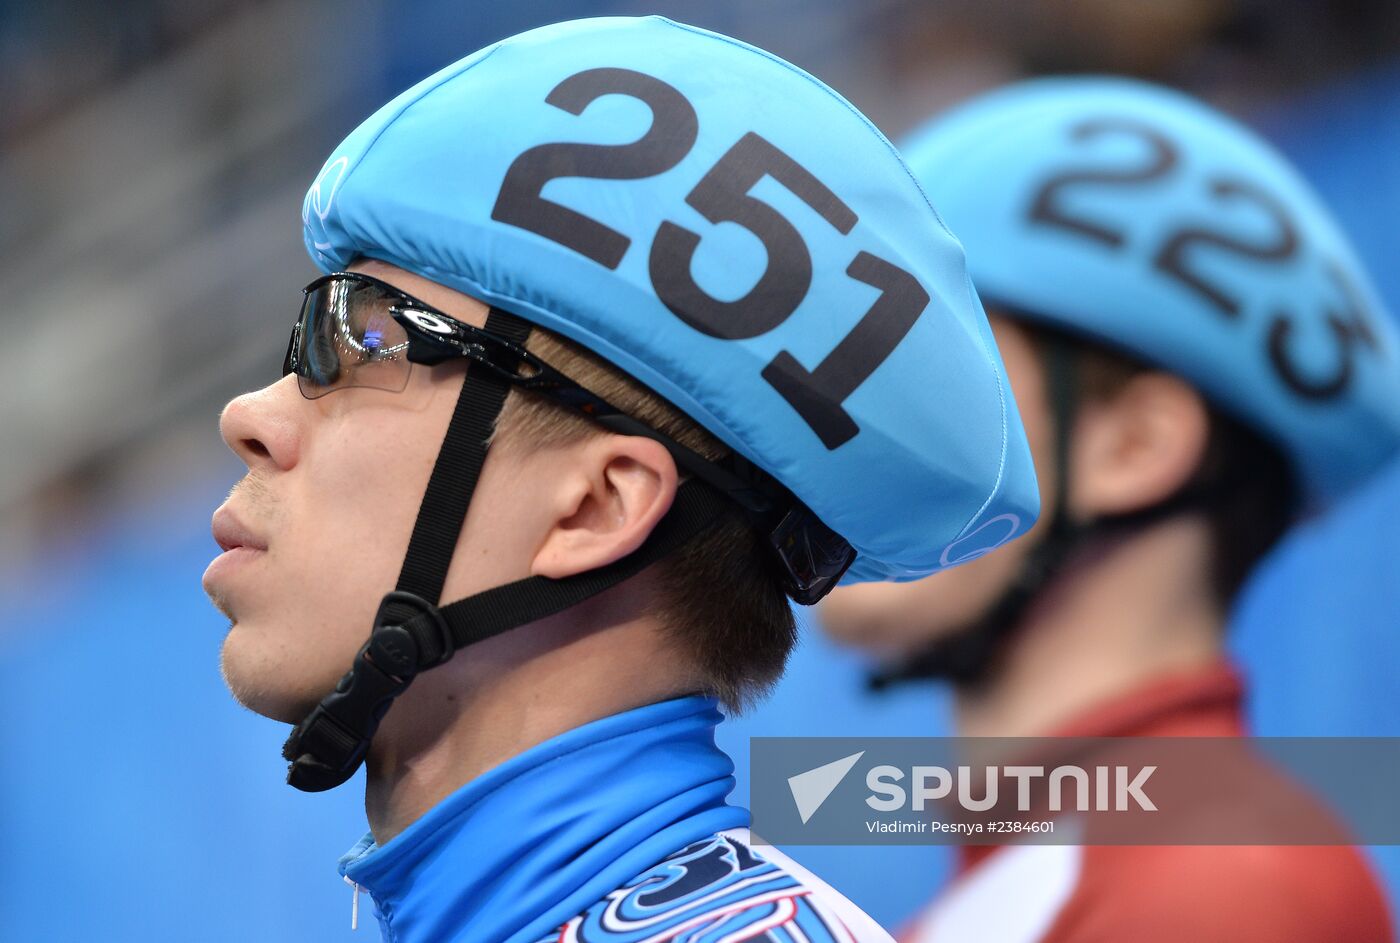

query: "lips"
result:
(211, 507), (269, 554)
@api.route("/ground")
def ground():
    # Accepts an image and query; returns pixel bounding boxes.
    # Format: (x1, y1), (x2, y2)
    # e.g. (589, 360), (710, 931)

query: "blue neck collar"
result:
(339, 696), (748, 943)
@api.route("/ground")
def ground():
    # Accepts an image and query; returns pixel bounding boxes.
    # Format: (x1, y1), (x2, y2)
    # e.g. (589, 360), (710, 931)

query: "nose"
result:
(220, 376), (302, 471)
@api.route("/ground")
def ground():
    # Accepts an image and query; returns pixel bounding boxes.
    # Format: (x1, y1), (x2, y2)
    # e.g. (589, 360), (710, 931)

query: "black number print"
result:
(1028, 119), (1178, 248)
(492, 68), (699, 269)
(1154, 178), (1299, 318)
(762, 252), (929, 449)
(649, 132), (858, 340)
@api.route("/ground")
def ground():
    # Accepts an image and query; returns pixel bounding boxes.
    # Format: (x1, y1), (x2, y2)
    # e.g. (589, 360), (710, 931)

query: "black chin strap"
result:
(282, 308), (729, 792)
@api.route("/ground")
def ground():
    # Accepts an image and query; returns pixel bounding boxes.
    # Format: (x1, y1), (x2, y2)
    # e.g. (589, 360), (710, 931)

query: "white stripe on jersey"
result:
(720, 829), (895, 943)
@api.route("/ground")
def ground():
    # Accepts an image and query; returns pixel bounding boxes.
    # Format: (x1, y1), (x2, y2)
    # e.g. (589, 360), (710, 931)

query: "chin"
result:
(219, 624), (334, 725)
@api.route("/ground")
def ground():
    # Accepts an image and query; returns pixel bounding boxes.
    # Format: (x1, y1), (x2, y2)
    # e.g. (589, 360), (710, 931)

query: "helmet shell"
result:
(901, 77), (1400, 506)
(302, 16), (1039, 582)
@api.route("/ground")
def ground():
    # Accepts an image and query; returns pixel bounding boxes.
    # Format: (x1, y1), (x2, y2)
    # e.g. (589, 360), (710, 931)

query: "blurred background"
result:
(2, 0), (1398, 939)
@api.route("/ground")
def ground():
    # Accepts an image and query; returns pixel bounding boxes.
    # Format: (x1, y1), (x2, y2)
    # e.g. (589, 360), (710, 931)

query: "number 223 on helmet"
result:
(301, 15), (1039, 584)
(900, 77), (1400, 508)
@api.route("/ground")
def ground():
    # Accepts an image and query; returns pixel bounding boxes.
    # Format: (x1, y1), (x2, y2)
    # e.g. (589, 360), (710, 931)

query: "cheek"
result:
(820, 580), (945, 650)
(291, 404), (440, 605)
(995, 340), (1057, 519)
(438, 444), (553, 600)
(243, 400), (444, 660)
(819, 537), (1042, 653)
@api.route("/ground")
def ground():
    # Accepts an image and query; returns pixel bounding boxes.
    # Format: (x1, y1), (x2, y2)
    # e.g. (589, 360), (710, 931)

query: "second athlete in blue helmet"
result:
(201, 16), (1038, 943)
(821, 77), (1399, 943)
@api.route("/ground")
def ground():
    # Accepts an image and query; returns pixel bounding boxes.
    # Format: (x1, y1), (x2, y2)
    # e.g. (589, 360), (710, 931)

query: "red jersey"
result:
(902, 662), (1393, 943)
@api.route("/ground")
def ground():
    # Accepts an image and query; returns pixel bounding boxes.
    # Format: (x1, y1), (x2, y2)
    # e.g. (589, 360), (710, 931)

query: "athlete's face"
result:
(819, 313), (1058, 657)
(204, 262), (540, 722)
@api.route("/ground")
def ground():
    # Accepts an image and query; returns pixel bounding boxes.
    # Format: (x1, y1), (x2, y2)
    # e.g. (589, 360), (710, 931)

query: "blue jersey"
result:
(339, 698), (890, 943)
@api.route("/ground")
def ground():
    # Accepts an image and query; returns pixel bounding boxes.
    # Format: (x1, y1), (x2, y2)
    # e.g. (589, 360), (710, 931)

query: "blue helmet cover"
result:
(301, 16), (1039, 583)
(901, 77), (1400, 506)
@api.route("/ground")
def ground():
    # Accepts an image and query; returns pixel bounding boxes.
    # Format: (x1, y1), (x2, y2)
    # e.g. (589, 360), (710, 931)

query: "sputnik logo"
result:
(787, 751), (864, 824)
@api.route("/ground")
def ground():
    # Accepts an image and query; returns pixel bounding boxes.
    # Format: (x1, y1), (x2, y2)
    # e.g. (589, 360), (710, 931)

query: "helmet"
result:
(866, 77), (1400, 690)
(305, 15), (1038, 581)
(900, 77), (1400, 506)
(283, 16), (1038, 790)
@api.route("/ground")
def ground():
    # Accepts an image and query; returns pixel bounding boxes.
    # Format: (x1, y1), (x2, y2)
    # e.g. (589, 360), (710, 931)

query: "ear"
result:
(530, 435), (679, 579)
(1067, 371), (1210, 519)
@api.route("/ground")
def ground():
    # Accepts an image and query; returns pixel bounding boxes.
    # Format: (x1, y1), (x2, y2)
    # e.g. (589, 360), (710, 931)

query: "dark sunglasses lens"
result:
(290, 277), (412, 398)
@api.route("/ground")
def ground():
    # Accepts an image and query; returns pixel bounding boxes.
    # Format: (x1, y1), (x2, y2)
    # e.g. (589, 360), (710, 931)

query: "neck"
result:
(365, 585), (700, 843)
(954, 514), (1225, 738)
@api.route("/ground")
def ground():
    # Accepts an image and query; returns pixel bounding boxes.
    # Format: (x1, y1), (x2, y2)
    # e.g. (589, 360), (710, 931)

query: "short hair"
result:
(492, 327), (796, 711)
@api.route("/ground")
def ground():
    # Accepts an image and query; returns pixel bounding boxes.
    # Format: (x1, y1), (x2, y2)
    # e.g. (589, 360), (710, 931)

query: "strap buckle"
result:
(367, 591), (455, 676)
(282, 592), (452, 792)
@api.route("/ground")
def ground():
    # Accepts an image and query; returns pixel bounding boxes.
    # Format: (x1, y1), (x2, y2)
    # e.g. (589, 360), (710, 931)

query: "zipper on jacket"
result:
(344, 874), (361, 931)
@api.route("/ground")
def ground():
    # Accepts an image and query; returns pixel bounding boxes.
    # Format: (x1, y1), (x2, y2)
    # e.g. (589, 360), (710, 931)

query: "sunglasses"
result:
(282, 270), (856, 603)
